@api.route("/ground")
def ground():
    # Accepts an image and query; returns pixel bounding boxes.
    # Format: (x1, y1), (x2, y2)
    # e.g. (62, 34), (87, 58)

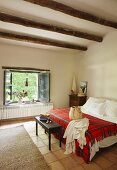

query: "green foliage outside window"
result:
(12, 72), (38, 101)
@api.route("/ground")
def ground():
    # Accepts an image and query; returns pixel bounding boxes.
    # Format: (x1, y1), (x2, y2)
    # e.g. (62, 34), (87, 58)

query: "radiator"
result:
(0, 102), (53, 120)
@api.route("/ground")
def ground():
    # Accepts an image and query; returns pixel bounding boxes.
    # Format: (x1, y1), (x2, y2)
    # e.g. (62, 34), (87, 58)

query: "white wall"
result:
(1, 30), (117, 108)
(0, 42), (79, 108)
(76, 30), (117, 100)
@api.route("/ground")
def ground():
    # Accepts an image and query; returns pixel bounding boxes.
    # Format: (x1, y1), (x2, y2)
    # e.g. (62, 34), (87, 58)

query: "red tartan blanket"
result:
(48, 108), (117, 163)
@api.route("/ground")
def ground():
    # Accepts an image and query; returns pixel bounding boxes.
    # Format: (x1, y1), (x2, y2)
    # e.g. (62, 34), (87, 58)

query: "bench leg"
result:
(36, 121), (38, 136)
(59, 128), (61, 147)
(49, 133), (51, 150)
(59, 138), (61, 147)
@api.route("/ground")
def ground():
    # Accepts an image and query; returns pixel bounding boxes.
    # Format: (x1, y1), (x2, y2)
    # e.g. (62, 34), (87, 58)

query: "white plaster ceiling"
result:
(0, 0), (117, 51)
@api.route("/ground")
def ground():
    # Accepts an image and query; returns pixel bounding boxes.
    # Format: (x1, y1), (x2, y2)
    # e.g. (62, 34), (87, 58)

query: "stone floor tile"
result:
(103, 151), (117, 163)
(53, 149), (68, 159)
(39, 146), (50, 155)
(60, 156), (77, 170)
(69, 164), (84, 170)
(82, 162), (102, 170)
(44, 152), (57, 164)
(39, 134), (48, 140)
(70, 154), (85, 164)
(51, 143), (61, 151)
(49, 161), (65, 170)
(106, 163), (117, 170)
(94, 157), (113, 169)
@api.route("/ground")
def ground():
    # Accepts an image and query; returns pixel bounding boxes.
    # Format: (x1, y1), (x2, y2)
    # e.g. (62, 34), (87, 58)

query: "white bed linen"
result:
(81, 107), (117, 124)
(90, 135), (117, 161)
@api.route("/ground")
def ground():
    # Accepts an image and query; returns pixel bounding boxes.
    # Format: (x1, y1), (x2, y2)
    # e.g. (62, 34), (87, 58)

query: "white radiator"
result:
(0, 102), (53, 120)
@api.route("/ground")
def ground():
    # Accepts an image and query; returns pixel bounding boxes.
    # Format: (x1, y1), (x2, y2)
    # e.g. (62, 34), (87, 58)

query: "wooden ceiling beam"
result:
(0, 31), (87, 51)
(24, 0), (117, 29)
(0, 13), (102, 42)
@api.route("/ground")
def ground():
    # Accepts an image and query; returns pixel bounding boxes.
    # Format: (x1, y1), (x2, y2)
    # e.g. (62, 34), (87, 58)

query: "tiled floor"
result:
(0, 120), (117, 170)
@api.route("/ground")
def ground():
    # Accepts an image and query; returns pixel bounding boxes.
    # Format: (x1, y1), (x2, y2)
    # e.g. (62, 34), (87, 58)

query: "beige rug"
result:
(0, 126), (50, 170)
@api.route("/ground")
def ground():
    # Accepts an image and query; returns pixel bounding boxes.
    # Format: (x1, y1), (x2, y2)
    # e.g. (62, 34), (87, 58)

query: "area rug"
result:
(0, 126), (50, 170)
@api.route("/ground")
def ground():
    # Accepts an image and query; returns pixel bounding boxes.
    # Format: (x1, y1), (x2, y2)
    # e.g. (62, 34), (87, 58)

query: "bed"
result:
(48, 97), (117, 163)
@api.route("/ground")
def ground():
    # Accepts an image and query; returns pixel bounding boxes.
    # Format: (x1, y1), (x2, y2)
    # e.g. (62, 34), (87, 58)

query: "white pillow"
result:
(105, 100), (117, 117)
(86, 102), (105, 116)
(82, 97), (106, 111)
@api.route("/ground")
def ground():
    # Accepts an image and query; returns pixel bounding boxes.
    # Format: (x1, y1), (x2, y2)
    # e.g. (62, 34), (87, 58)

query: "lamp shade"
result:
(71, 76), (77, 94)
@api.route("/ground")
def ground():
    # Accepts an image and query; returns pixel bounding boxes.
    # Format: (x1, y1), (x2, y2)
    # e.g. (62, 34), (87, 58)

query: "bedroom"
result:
(0, 0), (117, 170)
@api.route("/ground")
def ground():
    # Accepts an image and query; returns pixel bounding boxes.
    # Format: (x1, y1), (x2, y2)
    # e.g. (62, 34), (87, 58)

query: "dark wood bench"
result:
(35, 116), (62, 150)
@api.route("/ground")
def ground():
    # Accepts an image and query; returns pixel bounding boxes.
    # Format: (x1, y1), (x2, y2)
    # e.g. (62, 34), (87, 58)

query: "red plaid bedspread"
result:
(48, 108), (117, 163)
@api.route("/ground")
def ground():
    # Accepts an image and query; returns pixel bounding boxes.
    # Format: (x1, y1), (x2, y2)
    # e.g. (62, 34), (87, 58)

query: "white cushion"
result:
(82, 97), (106, 111)
(105, 100), (117, 117)
(87, 102), (105, 116)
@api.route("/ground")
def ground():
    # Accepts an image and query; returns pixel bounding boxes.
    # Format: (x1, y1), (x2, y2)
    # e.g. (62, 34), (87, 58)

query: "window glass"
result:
(38, 72), (50, 102)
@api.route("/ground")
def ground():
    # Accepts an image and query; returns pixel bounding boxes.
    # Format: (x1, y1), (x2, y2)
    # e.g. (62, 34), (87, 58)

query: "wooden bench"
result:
(35, 116), (62, 150)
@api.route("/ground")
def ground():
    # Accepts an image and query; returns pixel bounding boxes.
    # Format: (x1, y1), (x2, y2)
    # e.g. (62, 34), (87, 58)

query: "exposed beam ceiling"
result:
(0, 31), (87, 51)
(0, 13), (102, 42)
(24, 0), (117, 29)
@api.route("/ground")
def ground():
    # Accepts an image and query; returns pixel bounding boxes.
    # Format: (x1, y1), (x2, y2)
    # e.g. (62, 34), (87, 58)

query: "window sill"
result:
(3, 102), (53, 108)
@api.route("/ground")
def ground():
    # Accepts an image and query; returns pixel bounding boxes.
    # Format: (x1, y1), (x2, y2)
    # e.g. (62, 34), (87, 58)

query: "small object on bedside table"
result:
(78, 88), (86, 96)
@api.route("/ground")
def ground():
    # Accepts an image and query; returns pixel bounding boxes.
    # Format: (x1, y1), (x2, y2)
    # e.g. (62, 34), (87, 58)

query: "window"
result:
(3, 68), (50, 105)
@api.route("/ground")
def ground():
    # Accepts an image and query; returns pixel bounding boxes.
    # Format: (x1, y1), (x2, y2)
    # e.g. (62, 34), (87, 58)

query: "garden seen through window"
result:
(4, 69), (50, 105)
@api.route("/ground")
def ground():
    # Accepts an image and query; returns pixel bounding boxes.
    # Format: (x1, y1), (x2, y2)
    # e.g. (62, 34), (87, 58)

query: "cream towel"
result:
(63, 118), (89, 154)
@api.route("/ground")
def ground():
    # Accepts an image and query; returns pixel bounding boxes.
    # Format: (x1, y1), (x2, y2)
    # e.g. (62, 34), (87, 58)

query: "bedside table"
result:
(69, 94), (87, 107)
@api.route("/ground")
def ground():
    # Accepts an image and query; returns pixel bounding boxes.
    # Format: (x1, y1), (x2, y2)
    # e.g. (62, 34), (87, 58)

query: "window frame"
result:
(3, 66), (50, 105)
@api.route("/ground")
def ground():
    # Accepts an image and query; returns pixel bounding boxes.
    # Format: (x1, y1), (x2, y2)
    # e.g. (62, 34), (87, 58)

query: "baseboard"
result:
(0, 116), (35, 125)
